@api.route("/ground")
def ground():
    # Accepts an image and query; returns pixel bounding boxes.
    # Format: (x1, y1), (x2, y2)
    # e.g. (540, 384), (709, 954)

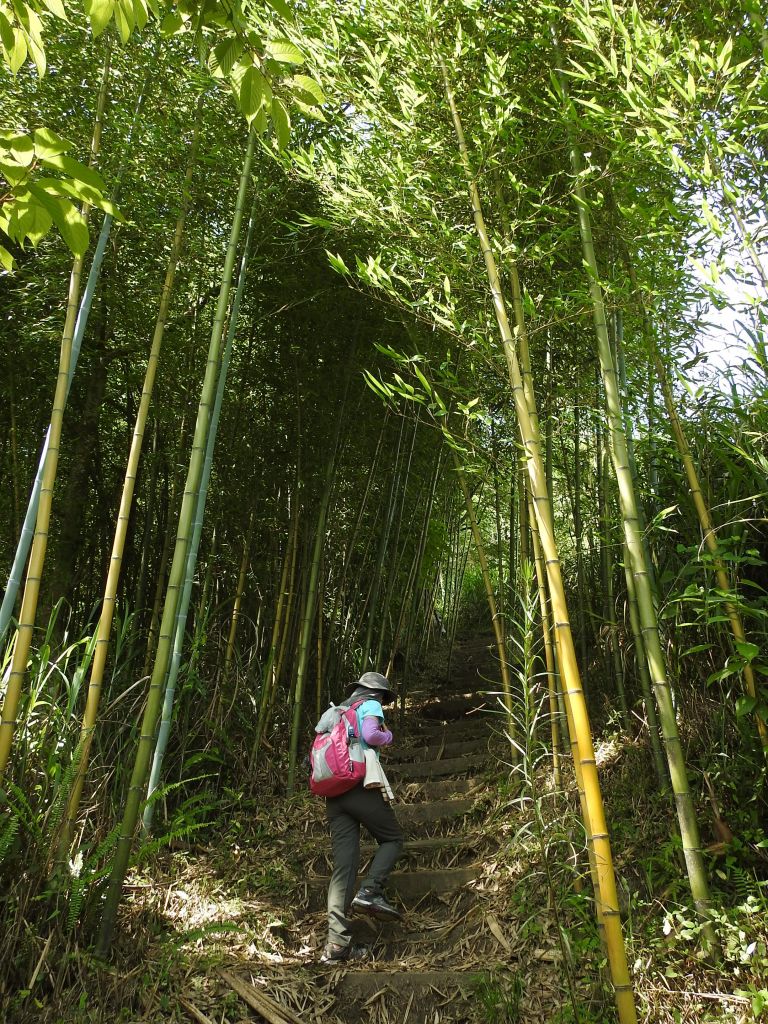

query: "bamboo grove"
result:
(1, 0), (767, 1020)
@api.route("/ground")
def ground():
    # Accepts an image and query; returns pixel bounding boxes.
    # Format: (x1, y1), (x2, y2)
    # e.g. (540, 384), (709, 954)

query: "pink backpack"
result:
(309, 699), (366, 797)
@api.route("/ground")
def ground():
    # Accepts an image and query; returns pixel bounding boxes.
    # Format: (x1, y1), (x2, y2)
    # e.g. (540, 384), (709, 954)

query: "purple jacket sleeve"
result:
(362, 716), (393, 746)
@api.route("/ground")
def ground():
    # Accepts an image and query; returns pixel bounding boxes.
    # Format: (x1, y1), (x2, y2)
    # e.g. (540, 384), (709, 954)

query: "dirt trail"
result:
(146, 633), (546, 1024)
(294, 632), (522, 1022)
(306, 638), (513, 1022)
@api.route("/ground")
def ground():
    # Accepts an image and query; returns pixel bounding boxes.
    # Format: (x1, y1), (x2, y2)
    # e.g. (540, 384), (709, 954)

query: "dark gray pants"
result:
(326, 785), (404, 947)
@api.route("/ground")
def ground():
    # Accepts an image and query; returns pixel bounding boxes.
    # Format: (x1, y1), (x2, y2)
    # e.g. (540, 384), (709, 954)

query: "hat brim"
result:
(346, 680), (396, 702)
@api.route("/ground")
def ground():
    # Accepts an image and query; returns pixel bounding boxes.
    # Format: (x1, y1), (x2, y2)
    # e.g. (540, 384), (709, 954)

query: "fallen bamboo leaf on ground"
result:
(485, 911), (512, 952)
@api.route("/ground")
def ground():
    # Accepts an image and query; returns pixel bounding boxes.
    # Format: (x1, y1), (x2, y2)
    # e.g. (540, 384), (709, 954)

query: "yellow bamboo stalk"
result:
(527, 488), (560, 788)
(51, 118), (201, 864)
(0, 51), (112, 780)
(437, 53), (636, 1022)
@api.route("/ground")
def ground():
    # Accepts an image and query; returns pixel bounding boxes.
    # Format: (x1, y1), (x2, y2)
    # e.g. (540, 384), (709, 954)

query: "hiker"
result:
(321, 671), (404, 963)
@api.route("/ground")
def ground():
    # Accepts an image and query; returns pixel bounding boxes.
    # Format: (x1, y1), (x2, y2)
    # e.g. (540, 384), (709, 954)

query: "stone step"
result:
(333, 968), (479, 1003)
(415, 716), (502, 740)
(309, 866), (479, 908)
(361, 832), (490, 859)
(403, 778), (484, 803)
(391, 736), (493, 763)
(349, 918), (470, 948)
(398, 797), (475, 825)
(390, 865), (479, 901)
(387, 755), (485, 780)
(416, 695), (500, 721)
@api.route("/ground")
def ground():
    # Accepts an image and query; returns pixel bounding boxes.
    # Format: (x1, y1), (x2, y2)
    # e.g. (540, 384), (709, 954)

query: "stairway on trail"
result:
(300, 635), (519, 1023)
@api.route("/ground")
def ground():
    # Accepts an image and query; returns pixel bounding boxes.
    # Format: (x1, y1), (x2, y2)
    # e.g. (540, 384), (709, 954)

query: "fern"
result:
(0, 810), (20, 864)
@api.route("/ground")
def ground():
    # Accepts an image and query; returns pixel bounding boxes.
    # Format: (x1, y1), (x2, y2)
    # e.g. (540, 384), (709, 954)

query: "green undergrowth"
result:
(484, 718), (768, 1024)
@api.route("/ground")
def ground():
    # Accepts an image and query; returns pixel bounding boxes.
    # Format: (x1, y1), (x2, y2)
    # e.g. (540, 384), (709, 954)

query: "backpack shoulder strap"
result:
(343, 699), (367, 738)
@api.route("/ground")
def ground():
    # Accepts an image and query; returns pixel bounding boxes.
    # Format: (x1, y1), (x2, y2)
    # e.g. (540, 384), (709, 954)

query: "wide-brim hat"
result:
(346, 671), (396, 702)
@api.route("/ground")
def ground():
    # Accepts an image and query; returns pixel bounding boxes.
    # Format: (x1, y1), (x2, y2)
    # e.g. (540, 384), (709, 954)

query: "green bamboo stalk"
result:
(286, 472), (336, 794)
(454, 456), (514, 718)
(375, 413), (418, 668)
(362, 414), (406, 667)
(601, 441), (629, 724)
(573, 399), (588, 667)
(527, 488), (561, 788)
(617, 237), (768, 754)
(0, 51), (113, 776)
(438, 50), (637, 1021)
(556, 58), (715, 948)
(224, 513), (255, 677)
(142, 190), (261, 833)
(54, 114), (201, 867)
(325, 409), (390, 679)
(96, 126), (257, 955)
(252, 496), (298, 766)
(0, 51), (152, 649)
(286, 362), (352, 792)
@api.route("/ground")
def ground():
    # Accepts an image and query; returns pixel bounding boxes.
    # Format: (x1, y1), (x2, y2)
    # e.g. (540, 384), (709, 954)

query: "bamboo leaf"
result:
(266, 38), (305, 64)
(40, 154), (106, 192)
(83, 0), (116, 36)
(326, 250), (349, 274)
(735, 695), (758, 717)
(28, 184), (88, 256)
(239, 65), (266, 120)
(716, 37), (732, 73)
(734, 641), (759, 663)
(0, 243), (13, 270)
(288, 73), (324, 105)
(271, 97), (290, 149)
(33, 127), (73, 160)
(412, 364), (432, 394)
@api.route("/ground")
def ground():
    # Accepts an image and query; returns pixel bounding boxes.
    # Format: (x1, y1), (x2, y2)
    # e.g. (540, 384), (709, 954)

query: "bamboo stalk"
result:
(96, 126), (257, 954)
(453, 456), (514, 719)
(0, 50), (113, 776)
(618, 238), (768, 754)
(224, 510), (255, 677)
(143, 190), (261, 834)
(252, 496), (298, 765)
(0, 51), (151, 648)
(53, 114), (201, 865)
(376, 413), (418, 668)
(438, 52), (637, 1021)
(286, 358), (352, 792)
(556, 56), (715, 950)
(527, 489), (561, 788)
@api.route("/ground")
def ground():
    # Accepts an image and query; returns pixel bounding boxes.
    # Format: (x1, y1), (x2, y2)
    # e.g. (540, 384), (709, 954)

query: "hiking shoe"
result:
(319, 942), (370, 964)
(351, 888), (403, 921)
